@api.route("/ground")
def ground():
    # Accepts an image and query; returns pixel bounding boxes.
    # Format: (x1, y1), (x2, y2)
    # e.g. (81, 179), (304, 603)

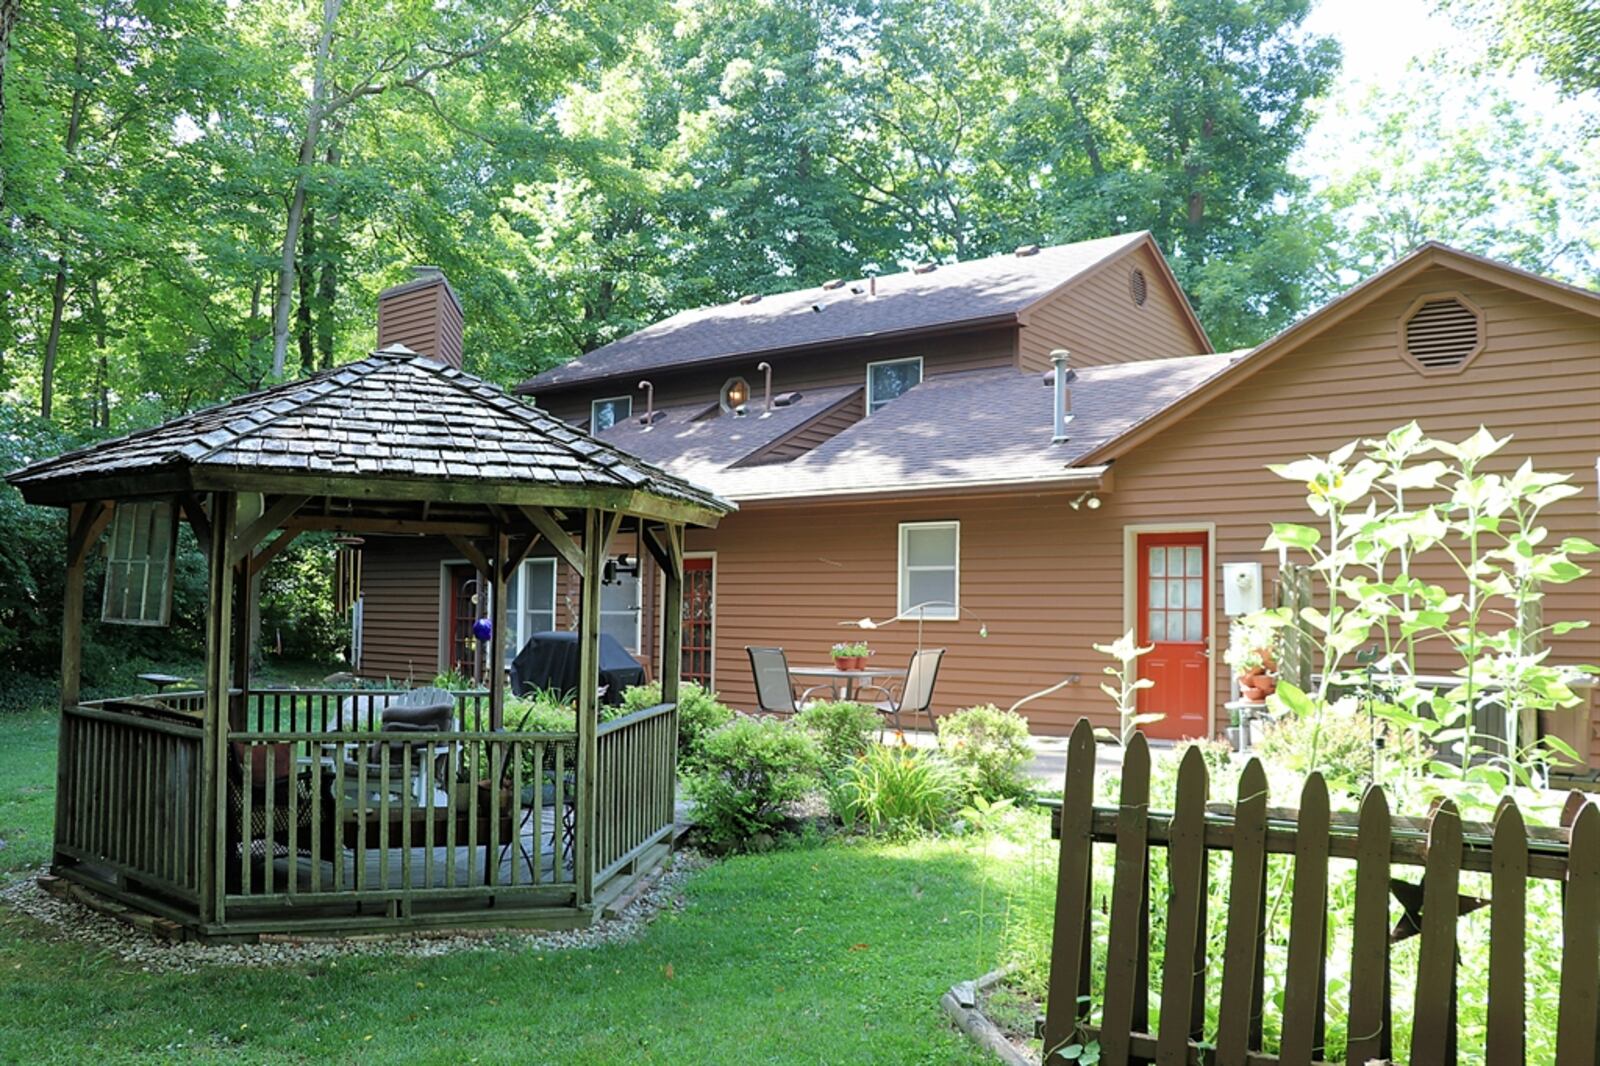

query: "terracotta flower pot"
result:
(834, 657), (850, 672)
(1255, 675), (1278, 697)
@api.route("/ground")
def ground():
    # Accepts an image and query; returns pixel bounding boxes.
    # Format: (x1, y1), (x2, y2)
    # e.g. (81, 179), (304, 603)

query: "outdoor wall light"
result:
(1069, 491), (1101, 511)
(602, 554), (640, 586)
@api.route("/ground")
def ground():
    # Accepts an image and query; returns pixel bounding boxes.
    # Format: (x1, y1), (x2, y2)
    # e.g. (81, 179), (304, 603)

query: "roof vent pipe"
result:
(869, 275), (876, 297)
(1050, 349), (1074, 443)
(757, 361), (773, 416)
(637, 379), (654, 427)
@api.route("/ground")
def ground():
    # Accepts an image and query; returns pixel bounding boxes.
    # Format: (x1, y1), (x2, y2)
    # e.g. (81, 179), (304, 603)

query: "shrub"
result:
(622, 681), (734, 767)
(795, 700), (880, 769)
(685, 716), (823, 848)
(936, 704), (1035, 800)
(1253, 703), (1432, 797)
(831, 744), (963, 835)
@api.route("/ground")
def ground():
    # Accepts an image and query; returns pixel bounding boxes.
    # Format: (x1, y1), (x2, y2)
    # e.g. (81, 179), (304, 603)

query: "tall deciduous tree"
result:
(1311, 70), (1600, 288)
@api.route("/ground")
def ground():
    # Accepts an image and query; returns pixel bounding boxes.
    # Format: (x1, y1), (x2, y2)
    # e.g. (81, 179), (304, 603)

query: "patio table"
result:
(787, 664), (907, 702)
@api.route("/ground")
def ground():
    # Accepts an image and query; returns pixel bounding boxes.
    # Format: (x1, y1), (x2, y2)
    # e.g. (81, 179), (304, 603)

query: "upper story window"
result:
(867, 356), (923, 414)
(720, 376), (751, 413)
(590, 396), (632, 431)
(898, 520), (959, 620)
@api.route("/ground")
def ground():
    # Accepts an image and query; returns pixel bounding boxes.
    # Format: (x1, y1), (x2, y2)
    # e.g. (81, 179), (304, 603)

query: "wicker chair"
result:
(225, 742), (338, 892)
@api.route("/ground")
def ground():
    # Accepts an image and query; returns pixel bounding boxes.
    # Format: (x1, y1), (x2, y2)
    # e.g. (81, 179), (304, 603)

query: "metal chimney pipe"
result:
(1050, 349), (1074, 443)
(757, 361), (773, 415)
(637, 379), (653, 426)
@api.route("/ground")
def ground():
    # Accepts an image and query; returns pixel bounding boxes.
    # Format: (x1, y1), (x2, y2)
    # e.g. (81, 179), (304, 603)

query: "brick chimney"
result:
(377, 266), (463, 369)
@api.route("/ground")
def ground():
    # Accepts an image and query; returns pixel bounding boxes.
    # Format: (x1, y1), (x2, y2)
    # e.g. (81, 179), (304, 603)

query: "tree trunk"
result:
(316, 139), (340, 369)
(0, 0), (19, 154)
(88, 275), (109, 428)
(40, 35), (89, 421)
(297, 206), (316, 375)
(269, 0), (340, 379)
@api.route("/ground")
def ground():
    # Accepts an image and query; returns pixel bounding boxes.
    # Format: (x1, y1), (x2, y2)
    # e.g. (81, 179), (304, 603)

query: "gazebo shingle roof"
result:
(9, 347), (733, 518)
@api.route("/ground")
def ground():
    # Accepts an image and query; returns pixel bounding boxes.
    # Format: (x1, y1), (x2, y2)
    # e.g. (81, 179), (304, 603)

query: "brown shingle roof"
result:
(517, 233), (1152, 394)
(9, 347), (733, 516)
(593, 353), (1245, 502)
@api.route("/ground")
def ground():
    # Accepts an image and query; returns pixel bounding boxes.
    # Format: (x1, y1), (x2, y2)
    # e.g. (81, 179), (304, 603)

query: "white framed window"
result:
(600, 568), (642, 652)
(898, 520), (959, 620)
(503, 557), (558, 663)
(866, 356), (923, 414)
(102, 500), (176, 626)
(590, 395), (632, 431)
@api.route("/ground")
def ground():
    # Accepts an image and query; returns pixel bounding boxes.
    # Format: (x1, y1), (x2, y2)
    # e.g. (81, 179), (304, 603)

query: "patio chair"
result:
(746, 646), (835, 714)
(857, 648), (945, 733)
(225, 741), (339, 893)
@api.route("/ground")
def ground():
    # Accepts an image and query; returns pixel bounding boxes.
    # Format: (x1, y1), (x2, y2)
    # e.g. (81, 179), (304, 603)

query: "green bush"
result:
(685, 716), (823, 848)
(935, 704), (1034, 800)
(1253, 705), (1432, 796)
(795, 700), (880, 769)
(831, 744), (963, 835)
(621, 681), (733, 767)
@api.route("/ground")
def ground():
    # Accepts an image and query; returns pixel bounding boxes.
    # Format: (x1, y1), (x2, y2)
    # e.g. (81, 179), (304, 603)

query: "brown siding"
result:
(534, 327), (1018, 424)
(738, 389), (866, 466)
(377, 279), (463, 369)
(668, 262), (1600, 755)
(1018, 243), (1208, 371)
(358, 537), (450, 683)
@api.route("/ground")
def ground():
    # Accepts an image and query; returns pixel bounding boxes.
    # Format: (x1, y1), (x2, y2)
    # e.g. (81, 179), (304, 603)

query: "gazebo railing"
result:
(594, 702), (679, 883)
(56, 687), (680, 930)
(224, 727), (581, 914)
(56, 704), (204, 905)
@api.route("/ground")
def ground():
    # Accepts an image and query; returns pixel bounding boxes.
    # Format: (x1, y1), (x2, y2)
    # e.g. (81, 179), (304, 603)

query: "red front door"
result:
(1135, 532), (1210, 739)
(681, 557), (714, 687)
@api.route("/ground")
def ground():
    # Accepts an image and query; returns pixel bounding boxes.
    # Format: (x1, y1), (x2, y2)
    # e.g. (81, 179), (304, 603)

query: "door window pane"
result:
(1149, 579), (1165, 608)
(1184, 611), (1203, 642)
(600, 569), (640, 651)
(1149, 613), (1167, 641)
(1185, 547), (1203, 576)
(1149, 547), (1165, 576)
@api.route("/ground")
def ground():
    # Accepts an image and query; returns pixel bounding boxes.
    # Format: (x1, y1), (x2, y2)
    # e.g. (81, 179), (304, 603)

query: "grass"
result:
(0, 703), (1026, 1065)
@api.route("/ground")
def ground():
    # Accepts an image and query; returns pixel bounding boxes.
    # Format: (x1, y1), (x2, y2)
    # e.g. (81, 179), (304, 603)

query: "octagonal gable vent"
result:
(1402, 295), (1484, 374)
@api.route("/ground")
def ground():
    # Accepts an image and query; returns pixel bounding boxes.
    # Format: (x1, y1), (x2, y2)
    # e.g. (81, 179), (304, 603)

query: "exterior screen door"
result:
(681, 557), (714, 687)
(1135, 532), (1210, 739)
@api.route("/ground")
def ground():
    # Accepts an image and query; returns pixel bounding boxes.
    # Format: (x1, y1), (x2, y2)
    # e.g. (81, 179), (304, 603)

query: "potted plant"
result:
(1225, 613), (1278, 703)
(831, 643), (854, 671)
(850, 641), (872, 670)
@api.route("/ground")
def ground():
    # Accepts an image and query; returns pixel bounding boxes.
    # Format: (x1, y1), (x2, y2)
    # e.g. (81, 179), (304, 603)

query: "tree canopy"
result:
(0, 0), (1592, 440)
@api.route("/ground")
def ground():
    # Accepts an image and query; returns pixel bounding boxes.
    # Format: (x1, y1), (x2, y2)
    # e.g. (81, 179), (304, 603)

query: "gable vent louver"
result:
(1403, 296), (1484, 374)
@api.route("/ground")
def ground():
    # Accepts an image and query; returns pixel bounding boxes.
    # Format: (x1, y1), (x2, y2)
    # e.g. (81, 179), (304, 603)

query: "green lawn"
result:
(0, 706), (1034, 1065)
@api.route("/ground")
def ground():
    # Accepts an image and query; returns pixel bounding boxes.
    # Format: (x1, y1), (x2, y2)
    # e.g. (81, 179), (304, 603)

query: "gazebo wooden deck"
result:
(7, 345), (732, 940)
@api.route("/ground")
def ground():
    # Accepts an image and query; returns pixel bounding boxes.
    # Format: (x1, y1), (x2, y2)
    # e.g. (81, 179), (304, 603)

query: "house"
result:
(356, 238), (1600, 759)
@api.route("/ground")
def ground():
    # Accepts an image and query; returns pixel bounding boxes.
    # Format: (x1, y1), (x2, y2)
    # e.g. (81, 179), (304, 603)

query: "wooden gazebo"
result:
(7, 345), (732, 939)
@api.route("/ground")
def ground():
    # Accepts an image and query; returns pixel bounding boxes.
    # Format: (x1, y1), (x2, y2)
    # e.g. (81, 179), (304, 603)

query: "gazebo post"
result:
(576, 507), (619, 905)
(659, 523), (685, 706)
(199, 491), (237, 926)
